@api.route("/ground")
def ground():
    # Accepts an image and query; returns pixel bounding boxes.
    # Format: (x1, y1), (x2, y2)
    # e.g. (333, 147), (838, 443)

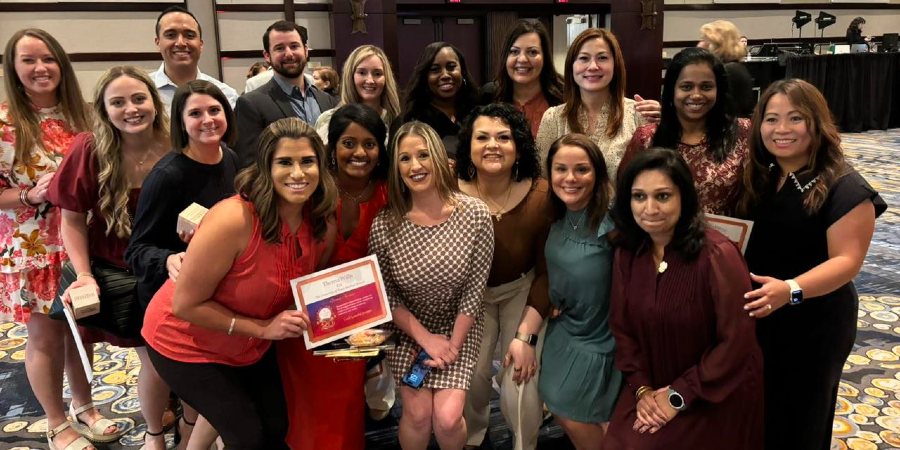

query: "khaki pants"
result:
(463, 271), (545, 450)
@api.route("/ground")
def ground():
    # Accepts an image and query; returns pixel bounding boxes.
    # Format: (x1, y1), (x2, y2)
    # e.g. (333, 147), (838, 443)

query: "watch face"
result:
(669, 392), (685, 409)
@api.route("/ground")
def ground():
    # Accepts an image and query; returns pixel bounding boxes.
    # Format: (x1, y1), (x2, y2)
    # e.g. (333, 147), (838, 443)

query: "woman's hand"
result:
(61, 276), (99, 306)
(27, 172), (55, 205)
(419, 333), (458, 370)
(634, 95), (662, 124)
(166, 252), (185, 282)
(504, 338), (537, 384)
(260, 310), (310, 340)
(633, 386), (670, 433)
(743, 273), (791, 318)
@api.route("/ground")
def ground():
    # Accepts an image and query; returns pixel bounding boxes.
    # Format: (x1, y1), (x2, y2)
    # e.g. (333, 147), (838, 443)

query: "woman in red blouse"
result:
(279, 104), (390, 449)
(141, 118), (337, 449)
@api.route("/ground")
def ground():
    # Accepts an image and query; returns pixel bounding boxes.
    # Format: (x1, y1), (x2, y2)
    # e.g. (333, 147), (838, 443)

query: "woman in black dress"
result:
(738, 79), (887, 450)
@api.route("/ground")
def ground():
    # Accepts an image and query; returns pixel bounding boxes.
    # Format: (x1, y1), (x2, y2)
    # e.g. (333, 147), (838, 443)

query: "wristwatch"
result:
(514, 332), (538, 347)
(786, 279), (803, 306)
(666, 387), (687, 411)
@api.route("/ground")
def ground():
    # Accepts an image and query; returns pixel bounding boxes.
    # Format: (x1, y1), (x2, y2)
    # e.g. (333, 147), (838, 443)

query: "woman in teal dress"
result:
(539, 133), (621, 449)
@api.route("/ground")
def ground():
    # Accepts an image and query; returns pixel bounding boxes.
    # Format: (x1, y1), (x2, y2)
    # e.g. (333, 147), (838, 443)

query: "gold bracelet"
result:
(227, 316), (236, 336)
(635, 386), (652, 401)
(76, 272), (95, 280)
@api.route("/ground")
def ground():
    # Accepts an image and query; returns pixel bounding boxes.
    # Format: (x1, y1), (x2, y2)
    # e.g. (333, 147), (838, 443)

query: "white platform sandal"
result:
(68, 401), (124, 443)
(47, 420), (93, 450)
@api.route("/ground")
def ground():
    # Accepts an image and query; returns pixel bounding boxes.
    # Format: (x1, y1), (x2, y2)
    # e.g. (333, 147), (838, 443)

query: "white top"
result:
(150, 62), (239, 115)
(244, 70), (275, 94)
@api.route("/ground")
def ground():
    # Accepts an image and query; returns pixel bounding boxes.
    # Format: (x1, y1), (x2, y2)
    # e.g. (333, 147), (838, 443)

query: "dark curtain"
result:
(484, 12), (519, 87)
(785, 53), (900, 132)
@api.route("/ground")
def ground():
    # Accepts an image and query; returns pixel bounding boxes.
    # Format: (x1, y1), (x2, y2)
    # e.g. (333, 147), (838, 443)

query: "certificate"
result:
(291, 255), (392, 349)
(705, 213), (754, 254)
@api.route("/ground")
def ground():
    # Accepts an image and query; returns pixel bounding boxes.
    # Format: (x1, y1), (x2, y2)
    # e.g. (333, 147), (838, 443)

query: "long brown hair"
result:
(92, 66), (170, 238)
(2, 28), (90, 163)
(545, 133), (611, 233)
(562, 28), (627, 139)
(737, 79), (848, 217)
(236, 118), (337, 243)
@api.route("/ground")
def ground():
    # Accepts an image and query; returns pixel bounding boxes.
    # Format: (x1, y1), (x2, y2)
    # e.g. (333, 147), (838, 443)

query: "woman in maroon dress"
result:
(603, 147), (763, 450)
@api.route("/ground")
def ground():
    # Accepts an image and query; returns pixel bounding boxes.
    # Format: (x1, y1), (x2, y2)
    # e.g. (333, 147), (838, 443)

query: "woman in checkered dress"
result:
(368, 121), (493, 449)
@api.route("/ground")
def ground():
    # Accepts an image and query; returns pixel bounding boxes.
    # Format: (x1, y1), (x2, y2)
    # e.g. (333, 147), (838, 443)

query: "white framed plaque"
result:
(705, 213), (754, 255)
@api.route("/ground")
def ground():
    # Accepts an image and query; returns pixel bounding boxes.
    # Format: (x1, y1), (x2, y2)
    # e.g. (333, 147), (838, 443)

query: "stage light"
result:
(792, 10), (812, 38)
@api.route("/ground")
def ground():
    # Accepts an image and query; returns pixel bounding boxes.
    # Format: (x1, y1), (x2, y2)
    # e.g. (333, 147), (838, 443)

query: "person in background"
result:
(698, 20), (755, 118)
(279, 104), (390, 449)
(314, 45), (401, 146)
(621, 48), (750, 216)
(739, 79), (886, 450)
(142, 117), (337, 449)
(369, 121), (493, 450)
(48, 66), (175, 450)
(0, 28), (107, 450)
(535, 28), (661, 181)
(603, 147), (763, 450)
(234, 20), (338, 167)
(846, 16), (872, 53)
(150, 5), (238, 112)
(456, 103), (551, 450)
(246, 62), (269, 79)
(739, 35), (749, 56)
(312, 66), (340, 99)
(395, 43), (480, 142)
(482, 20), (564, 138)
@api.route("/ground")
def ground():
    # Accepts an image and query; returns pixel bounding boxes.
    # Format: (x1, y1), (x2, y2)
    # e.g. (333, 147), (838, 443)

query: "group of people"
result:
(0, 5), (887, 450)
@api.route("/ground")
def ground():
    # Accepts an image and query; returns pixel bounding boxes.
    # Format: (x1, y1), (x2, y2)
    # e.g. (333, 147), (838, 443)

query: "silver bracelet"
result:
(227, 316), (236, 336)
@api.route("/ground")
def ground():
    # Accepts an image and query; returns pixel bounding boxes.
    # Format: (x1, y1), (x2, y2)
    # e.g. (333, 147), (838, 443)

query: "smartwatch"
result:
(666, 387), (687, 411)
(786, 279), (803, 306)
(514, 332), (538, 347)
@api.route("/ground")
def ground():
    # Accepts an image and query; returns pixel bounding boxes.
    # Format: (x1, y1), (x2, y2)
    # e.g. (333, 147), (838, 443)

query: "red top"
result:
(328, 180), (388, 266)
(142, 196), (325, 366)
(48, 133), (141, 268)
(515, 92), (551, 139)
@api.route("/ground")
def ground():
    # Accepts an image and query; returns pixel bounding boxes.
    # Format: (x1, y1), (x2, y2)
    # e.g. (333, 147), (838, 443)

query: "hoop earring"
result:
(330, 153), (336, 170)
(467, 164), (476, 179)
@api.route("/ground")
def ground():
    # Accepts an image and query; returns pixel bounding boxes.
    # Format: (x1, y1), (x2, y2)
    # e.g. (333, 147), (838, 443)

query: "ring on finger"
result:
(767, 304), (773, 310)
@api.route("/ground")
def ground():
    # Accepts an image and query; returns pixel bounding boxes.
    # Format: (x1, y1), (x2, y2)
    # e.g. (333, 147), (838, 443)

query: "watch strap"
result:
(514, 332), (538, 346)
(786, 279), (803, 305)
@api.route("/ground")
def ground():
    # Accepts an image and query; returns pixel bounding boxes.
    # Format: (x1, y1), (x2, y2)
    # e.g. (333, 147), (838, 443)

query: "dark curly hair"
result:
(327, 104), (389, 181)
(456, 103), (540, 182)
(653, 47), (737, 163)
(612, 147), (705, 259)
(400, 42), (479, 124)
(492, 20), (564, 107)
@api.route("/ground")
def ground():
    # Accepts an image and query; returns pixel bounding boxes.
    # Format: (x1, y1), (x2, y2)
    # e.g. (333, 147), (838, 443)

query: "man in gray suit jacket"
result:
(235, 20), (338, 167)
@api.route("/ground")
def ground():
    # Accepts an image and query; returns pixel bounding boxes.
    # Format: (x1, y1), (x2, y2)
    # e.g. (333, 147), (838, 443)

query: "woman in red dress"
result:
(279, 104), (390, 449)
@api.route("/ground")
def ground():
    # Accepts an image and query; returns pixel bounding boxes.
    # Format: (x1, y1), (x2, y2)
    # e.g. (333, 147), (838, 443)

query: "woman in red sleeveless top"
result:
(141, 117), (338, 449)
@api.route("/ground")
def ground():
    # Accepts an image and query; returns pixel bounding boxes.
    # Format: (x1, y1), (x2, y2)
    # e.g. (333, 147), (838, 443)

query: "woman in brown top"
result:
(457, 103), (553, 450)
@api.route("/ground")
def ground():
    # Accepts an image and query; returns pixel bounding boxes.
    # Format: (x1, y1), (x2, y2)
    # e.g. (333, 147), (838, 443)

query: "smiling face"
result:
(550, 144), (595, 211)
(354, 55), (386, 106)
(271, 137), (320, 207)
(265, 29), (308, 79)
(506, 32), (544, 88)
(103, 75), (157, 136)
(427, 47), (462, 101)
(470, 116), (517, 178)
(397, 134), (435, 195)
(760, 93), (812, 171)
(630, 169), (681, 242)
(572, 37), (614, 94)
(155, 12), (203, 71)
(14, 35), (61, 104)
(182, 93), (227, 148)
(336, 122), (379, 181)
(674, 62), (717, 126)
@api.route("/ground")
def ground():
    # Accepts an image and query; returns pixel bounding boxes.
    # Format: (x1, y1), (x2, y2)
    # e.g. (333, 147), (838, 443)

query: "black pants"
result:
(147, 345), (289, 450)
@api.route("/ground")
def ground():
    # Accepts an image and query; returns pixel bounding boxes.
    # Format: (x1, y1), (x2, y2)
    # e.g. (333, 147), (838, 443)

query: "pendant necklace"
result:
(476, 181), (513, 221)
(340, 180), (373, 203)
(566, 210), (586, 230)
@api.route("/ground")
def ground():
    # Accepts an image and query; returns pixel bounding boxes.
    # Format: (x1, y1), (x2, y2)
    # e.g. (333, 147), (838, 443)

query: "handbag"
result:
(49, 259), (141, 339)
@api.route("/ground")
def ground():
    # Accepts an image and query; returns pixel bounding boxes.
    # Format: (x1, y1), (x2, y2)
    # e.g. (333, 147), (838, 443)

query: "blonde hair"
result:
(2, 28), (90, 164)
(700, 20), (746, 63)
(92, 66), (170, 238)
(385, 121), (458, 222)
(339, 45), (401, 125)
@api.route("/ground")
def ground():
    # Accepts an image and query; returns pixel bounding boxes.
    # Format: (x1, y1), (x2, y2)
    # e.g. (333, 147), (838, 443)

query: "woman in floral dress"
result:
(1, 29), (121, 450)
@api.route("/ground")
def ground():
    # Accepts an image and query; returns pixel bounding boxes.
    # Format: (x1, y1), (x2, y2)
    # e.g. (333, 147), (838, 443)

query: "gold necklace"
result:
(340, 180), (373, 203)
(475, 180), (513, 221)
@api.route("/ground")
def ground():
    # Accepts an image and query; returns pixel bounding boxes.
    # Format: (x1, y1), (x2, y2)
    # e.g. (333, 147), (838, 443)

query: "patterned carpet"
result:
(0, 129), (897, 449)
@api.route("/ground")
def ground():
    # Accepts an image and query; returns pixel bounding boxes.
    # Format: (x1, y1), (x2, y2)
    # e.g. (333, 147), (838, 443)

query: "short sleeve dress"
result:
(745, 168), (887, 449)
(621, 120), (751, 216)
(538, 211), (622, 423)
(368, 193), (494, 389)
(0, 103), (78, 323)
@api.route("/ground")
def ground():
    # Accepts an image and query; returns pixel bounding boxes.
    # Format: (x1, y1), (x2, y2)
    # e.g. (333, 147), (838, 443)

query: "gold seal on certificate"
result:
(291, 255), (393, 349)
